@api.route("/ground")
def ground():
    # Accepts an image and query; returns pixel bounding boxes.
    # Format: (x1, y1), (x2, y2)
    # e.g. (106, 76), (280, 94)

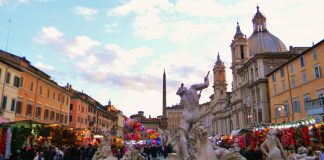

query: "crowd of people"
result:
(0, 143), (97, 160)
(140, 144), (172, 160)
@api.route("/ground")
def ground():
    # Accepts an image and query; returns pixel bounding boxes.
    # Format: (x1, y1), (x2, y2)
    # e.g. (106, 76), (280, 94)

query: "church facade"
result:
(211, 6), (301, 135)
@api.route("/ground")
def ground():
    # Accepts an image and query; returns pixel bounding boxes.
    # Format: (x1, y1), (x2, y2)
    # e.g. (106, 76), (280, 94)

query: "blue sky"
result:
(0, 0), (323, 117)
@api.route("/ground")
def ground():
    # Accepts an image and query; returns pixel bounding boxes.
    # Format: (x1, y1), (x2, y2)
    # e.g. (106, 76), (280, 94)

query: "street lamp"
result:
(275, 104), (288, 123)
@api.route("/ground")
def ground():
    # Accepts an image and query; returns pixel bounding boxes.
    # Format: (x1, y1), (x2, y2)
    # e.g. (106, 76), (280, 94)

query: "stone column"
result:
(260, 83), (270, 123)
(253, 86), (259, 123)
(239, 110), (244, 128)
(258, 59), (265, 78)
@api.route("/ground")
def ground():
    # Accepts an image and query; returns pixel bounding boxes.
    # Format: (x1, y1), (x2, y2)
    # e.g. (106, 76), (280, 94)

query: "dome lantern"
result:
(252, 5), (267, 33)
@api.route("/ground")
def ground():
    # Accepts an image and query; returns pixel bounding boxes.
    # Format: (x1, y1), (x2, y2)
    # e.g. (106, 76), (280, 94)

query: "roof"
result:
(234, 22), (244, 38)
(166, 104), (183, 109)
(237, 52), (297, 74)
(266, 39), (324, 77)
(0, 50), (72, 94)
(248, 5), (287, 56)
(0, 56), (23, 71)
(248, 31), (288, 56)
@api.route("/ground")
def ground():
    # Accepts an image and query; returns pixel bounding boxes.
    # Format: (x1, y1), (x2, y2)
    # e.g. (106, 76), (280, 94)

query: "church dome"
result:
(248, 6), (287, 56)
(248, 31), (287, 56)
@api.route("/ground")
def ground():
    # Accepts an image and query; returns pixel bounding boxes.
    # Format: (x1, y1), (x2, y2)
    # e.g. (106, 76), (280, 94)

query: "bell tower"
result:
(213, 53), (227, 105)
(230, 22), (249, 93)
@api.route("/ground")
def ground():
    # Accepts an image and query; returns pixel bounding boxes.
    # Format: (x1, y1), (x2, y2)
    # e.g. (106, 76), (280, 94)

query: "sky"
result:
(0, 0), (323, 117)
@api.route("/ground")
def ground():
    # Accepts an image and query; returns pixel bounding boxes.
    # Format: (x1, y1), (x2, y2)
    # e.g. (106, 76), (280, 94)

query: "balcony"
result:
(305, 97), (324, 116)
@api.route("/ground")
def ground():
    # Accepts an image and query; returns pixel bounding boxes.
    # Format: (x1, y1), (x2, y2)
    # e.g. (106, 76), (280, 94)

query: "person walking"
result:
(151, 145), (158, 160)
(85, 144), (95, 160)
(33, 152), (45, 160)
(53, 148), (64, 160)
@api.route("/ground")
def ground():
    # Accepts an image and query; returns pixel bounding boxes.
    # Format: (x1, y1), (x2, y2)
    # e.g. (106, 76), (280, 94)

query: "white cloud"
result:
(105, 44), (153, 71)
(37, 54), (44, 59)
(111, 0), (172, 15)
(73, 6), (98, 21)
(0, 0), (7, 6)
(65, 36), (101, 58)
(104, 23), (118, 33)
(35, 27), (100, 58)
(35, 62), (55, 72)
(133, 10), (167, 39)
(17, 0), (29, 4)
(111, 0), (173, 39)
(169, 21), (219, 44)
(34, 27), (64, 44)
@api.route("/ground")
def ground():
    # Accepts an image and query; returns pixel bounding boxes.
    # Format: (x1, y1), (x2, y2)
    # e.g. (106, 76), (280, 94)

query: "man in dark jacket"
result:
(85, 144), (95, 160)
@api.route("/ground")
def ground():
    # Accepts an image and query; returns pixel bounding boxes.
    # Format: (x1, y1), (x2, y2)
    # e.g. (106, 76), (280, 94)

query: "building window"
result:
(0, 68), (2, 79)
(13, 76), (20, 87)
(82, 107), (84, 113)
(280, 68), (285, 78)
(44, 109), (49, 120)
(30, 82), (34, 92)
(317, 89), (324, 98)
(39, 86), (43, 95)
(284, 102), (289, 116)
(64, 115), (67, 123)
(58, 94), (60, 102)
(300, 56), (305, 67)
(313, 49), (317, 61)
(78, 116), (80, 122)
(50, 111), (55, 121)
(69, 115), (72, 122)
(66, 97), (69, 105)
(20, 77), (24, 87)
(70, 104), (73, 110)
(303, 94), (311, 110)
(274, 84), (277, 95)
(291, 77), (296, 88)
(272, 74), (276, 82)
(56, 113), (60, 122)
(302, 71), (307, 83)
(290, 63), (294, 74)
(62, 96), (65, 104)
(36, 106), (42, 118)
(282, 80), (286, 91)
(26, 104), (33, 116)
(293, 98), (300, 113)
(240, 45), (244, 59)
(47, 89), (50, 98)
(314, 65), (321, 78)
(1, 96), (7, 109)
(5, 72), (11, 84)
(53, 92), (55, 100)
(10, 99), (16, 112)
(15, 101), (22, 114)
(60, 114), (63, 123)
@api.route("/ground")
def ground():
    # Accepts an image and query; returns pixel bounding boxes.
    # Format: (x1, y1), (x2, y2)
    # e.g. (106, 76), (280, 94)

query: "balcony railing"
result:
(305, 97), (324, 116)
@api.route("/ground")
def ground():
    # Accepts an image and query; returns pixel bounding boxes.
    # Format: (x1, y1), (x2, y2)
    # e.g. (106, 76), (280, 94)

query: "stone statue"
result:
(260, 129), (286, 160)
(214, 146), (246, 160)
(289, 146), (316, 160)
(161, 130), (170, 146)
(92, 134), (117, 160)
(121, 149), (144, 160)
(190, 124), (216, 160)
(176, 76), (209, 160)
